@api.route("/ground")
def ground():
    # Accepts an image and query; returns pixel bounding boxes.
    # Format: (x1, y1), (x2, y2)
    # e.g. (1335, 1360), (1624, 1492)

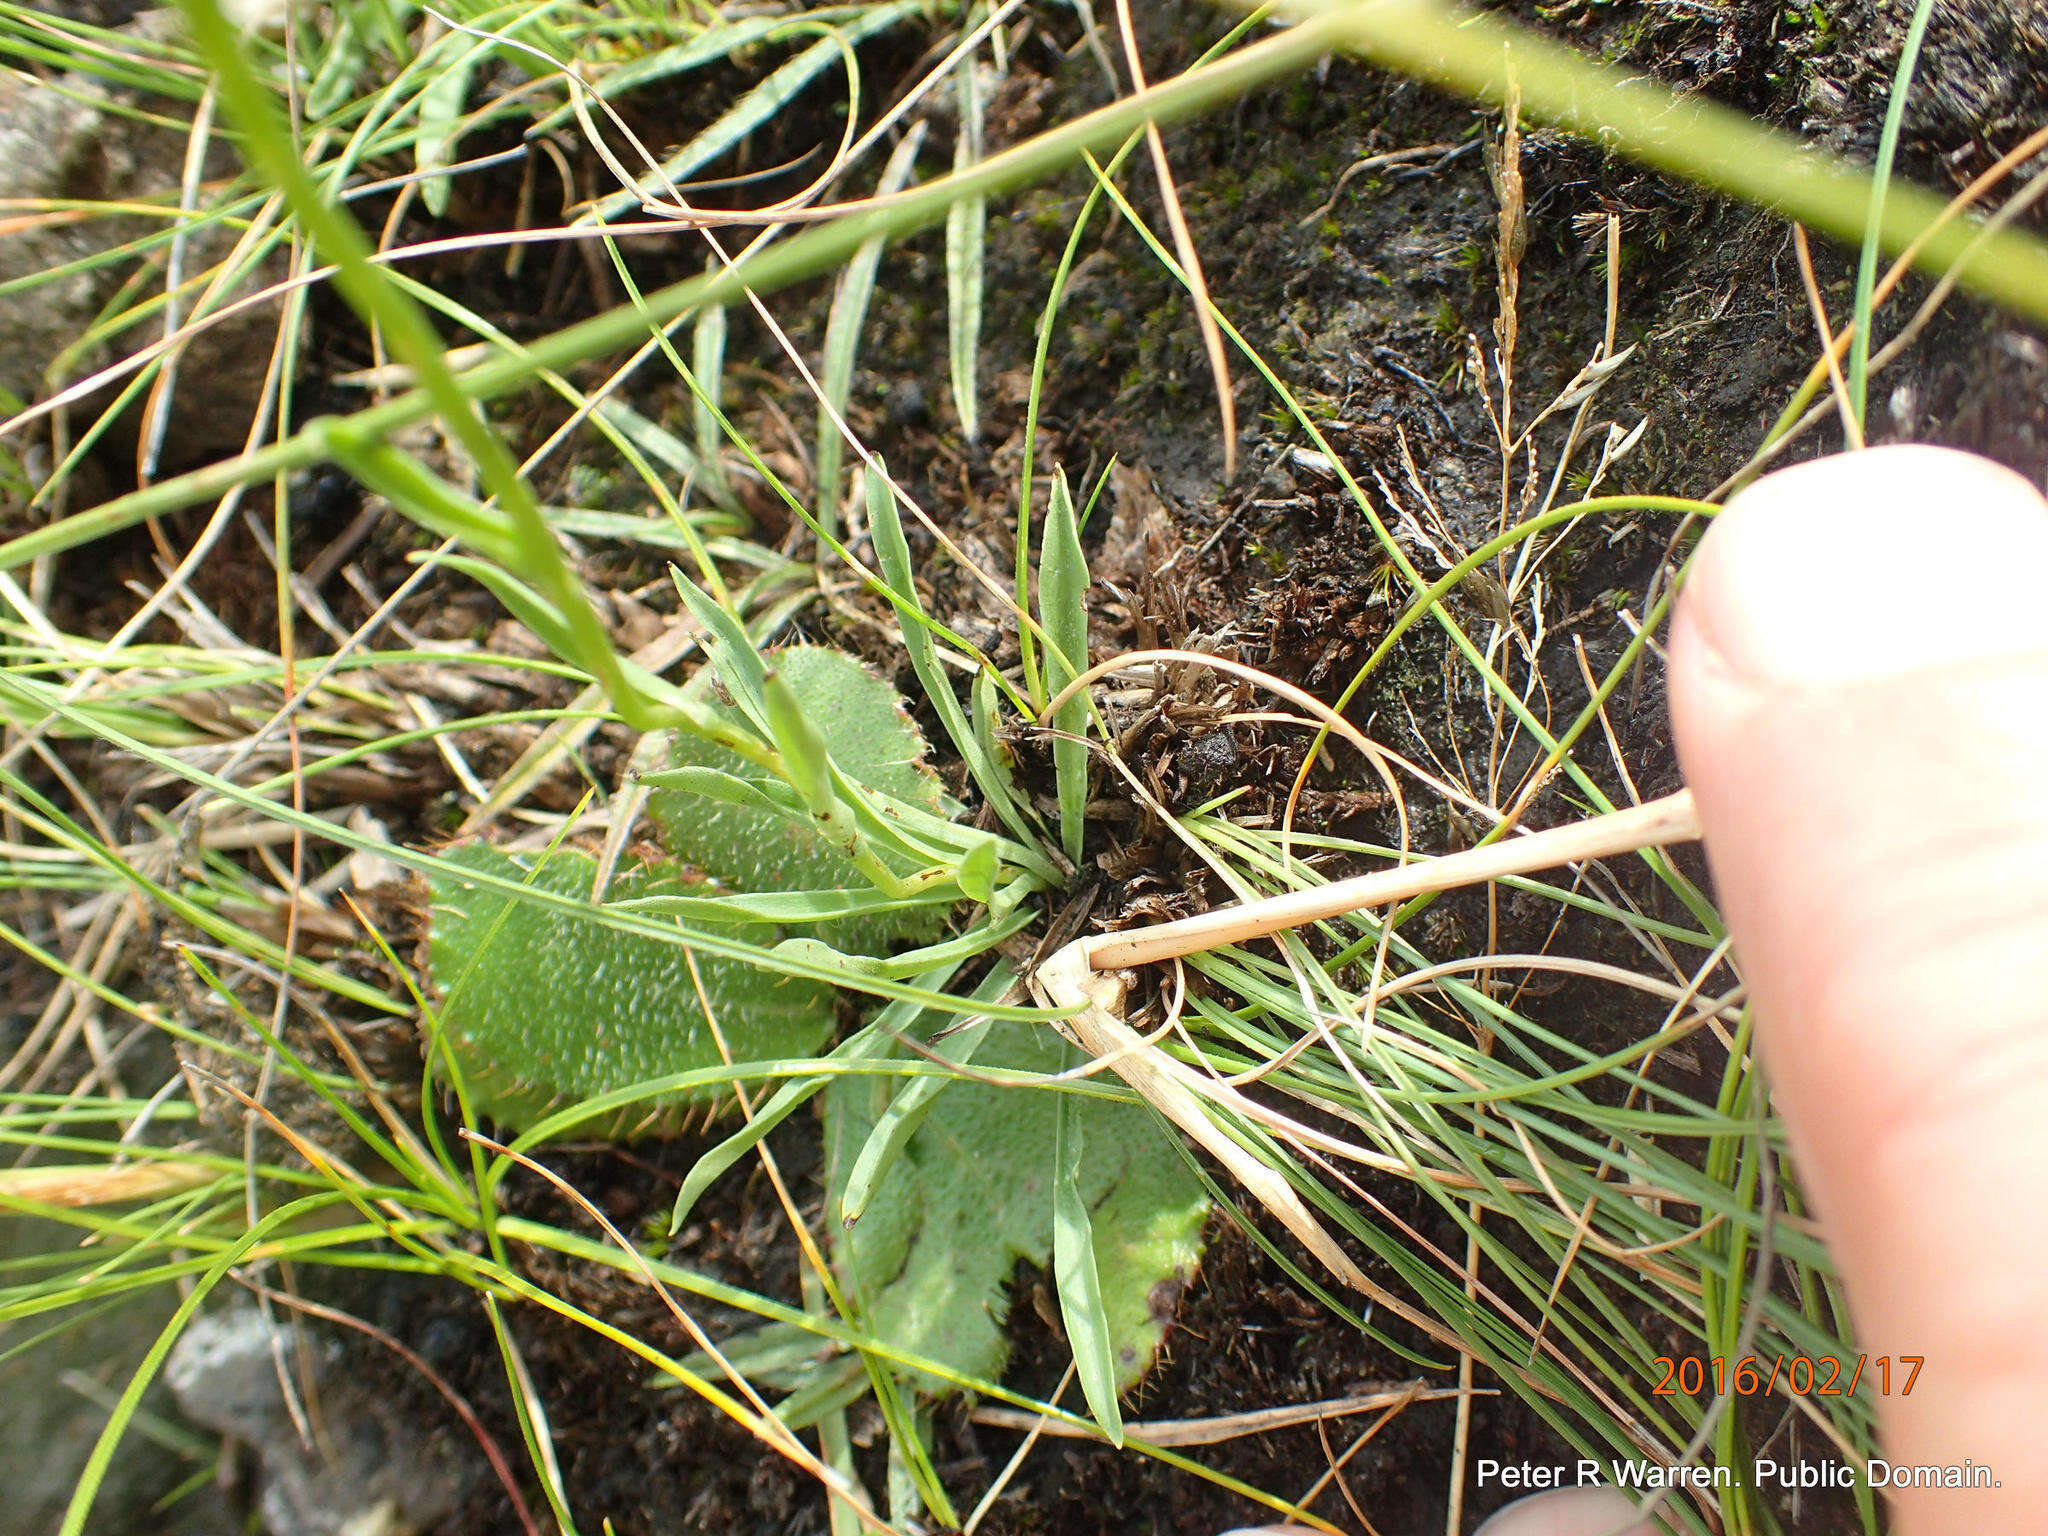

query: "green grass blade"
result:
(484, 1293), (583, 1536)
(762, 664), (840, 814)
(56, 1194), (345, 1536)
(1038, 469), (1089, 864)
(414, 29), (479, 217)
(1850, 0), (1938, 429)
(437, 554), (581, 659)
(815, 125), (926, 546)
(589, 3), (923, 220)
(863, 465), (1045, 856)
(691, 268), (733, 505)
(523, 10), (850, 136)
(589, 396), (707, 482)
(945, 8), (987, 444)
(1282, 0), (2048, 319)
(669, 1023), (890, 1229)
(1052, 1048), (1125, 1448)
(837, 1014), (993, 1226)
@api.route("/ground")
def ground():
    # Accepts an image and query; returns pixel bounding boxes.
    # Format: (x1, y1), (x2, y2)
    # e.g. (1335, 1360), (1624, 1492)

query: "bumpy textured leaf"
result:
(646, 645), (946, 952)
(424, 846), (834, 1132)
(825, 1021), (1208, 1397)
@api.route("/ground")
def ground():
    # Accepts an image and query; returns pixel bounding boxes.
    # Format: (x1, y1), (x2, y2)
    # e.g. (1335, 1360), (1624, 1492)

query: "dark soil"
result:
(11, 1), (2048, 1534)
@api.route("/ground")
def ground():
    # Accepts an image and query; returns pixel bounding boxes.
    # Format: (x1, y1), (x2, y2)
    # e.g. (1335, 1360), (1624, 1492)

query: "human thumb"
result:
(1666, 445), (2048, 1534)
(1483, 446), (2048, 1536)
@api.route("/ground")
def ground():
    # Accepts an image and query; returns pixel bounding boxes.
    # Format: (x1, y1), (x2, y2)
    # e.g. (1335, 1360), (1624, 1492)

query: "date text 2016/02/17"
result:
(1651, 1354), (1921, 1398)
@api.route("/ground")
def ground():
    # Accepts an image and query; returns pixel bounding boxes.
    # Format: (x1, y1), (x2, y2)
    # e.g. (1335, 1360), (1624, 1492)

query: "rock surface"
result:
(166, 1308), (478, 1536)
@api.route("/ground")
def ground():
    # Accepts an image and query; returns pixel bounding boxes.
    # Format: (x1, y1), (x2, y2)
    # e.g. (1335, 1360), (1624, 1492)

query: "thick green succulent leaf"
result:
(824, 1021), (1208, 1399)
(424, 845), (834, 1133)
(647, 644), (947, 952)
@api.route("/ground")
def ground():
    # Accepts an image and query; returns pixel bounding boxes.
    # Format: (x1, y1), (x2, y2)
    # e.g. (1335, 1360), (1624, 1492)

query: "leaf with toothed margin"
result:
(646, 644), (950, 953)
(824, 1019), (1208, 1403)
(423, 845), (834, 1135)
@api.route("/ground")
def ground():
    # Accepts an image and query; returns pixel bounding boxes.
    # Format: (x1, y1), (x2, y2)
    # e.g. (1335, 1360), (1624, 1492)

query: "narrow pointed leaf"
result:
(1039, 470), (1090, 864)
(864, 466), (1043, 853)
(944, 25), (987, 444)
(1053, 1059), (1125, 1446)
(816, 127), (926, 542)
(415, 35), (478, 218)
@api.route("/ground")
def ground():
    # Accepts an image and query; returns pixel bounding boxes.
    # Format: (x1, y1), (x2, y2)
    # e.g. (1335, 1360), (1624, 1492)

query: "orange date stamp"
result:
(1652, 1354), (1921, 1397)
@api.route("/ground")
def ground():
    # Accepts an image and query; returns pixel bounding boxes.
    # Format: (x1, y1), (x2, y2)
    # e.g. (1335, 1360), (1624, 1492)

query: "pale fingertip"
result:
(1677, 444), (2048, 694)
